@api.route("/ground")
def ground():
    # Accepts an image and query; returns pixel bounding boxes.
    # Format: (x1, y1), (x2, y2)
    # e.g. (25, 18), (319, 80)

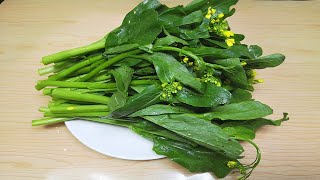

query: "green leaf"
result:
(154, 35), (189, 47)
(113, 57), (143, 67)
(134, 67), (156, 76)
(221, 113), (289, 131)
(184, 0), (239, 15)
(222, 126), (255, 140)
(142, 52), (202, 91)
(159, 5), (185, 28)
(215, 58), (248, 87)
(108, 66), (134, 111)
(112, 84), (162, 117)
(104, 44), (139, 55)
(230, 88), (252, 103)
(130, 85), (148, 93)
(105, 9), (162, 47)
(203, 101), (273, 120)
(130, 104), (192, 117)
(131, 121), (196, 146)
(144, 114), (244, 159)
(248, 45), (263, 58)
(229, 44), (254, 59)
(122, 0), (163, 25)
(153, 137), (233, 178)
(176, 83), (231, 107)
(245, 54), (285, 69)
(177, 10), (204, 26)
(184, 46), (240, 58)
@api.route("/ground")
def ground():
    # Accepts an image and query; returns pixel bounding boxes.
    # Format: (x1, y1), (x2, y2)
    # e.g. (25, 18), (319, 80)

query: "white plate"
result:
(65, 119), (165, 160)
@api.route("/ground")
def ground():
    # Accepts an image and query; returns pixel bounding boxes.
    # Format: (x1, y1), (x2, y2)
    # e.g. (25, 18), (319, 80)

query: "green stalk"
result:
(44, 112), (110, 117)
(153, 46), (205, 70)
(39, 107), (50, 113)
(35, 54), (103, 90)
(38, 80), (157, 89)
(42, 39), (106, 65)
(50, 89), (111, 105)
(92, 74), (111, 82)
(80, 49), (143, 82)
(49, 105), (109, 113)
(32, 117), (133, 127)
(71, 59), (104, 76)
(32, 117), (72, 126)
(38, 61), (77, 76)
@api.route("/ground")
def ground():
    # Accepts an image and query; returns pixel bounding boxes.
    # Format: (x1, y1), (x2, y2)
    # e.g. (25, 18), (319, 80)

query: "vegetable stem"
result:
(49, 105), (109, 113)
(42, 39), (106, 65)
(79, 49), (143, 82)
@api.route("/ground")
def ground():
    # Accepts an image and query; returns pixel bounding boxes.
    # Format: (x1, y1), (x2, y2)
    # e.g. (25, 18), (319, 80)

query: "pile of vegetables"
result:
(33, 0), (289, 179)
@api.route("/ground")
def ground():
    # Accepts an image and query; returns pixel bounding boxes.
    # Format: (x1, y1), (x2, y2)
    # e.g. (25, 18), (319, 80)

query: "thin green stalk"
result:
(71, 59), (104, 76)
(50, 89), (111, 105)
(32, 117), (133, 127)
(42, 39), (106, 65)
(38, 80), (157, 89)
(92, 74), (111, 82)
(153, 46), (205, 71)
(39, 107), (50, 113)
(49, 105), (109, 113)
(36, 54), (103, 90)
(44, 112), (110, 117)
(32, 117), (72, 126)
(79, 49), (143, 82)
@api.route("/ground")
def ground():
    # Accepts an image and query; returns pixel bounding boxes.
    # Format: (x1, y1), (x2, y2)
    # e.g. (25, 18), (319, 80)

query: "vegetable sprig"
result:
(33, 0), (288, 179)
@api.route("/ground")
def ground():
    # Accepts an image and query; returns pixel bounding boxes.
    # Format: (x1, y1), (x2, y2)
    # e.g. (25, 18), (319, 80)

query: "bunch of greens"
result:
(33, 0), (288, 179)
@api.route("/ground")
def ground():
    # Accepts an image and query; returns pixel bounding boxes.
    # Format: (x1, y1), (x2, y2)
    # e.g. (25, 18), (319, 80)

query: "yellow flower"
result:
(241, 61), (247, 66)
(183, 57), (189, 63)
(218, 13), (224, 18)
(227, 161), (237, 168)
(223, 31), (234, 38)
(256, 79), (264, 83)
(225, 38), (235, 47)
(211, 19), (216, 24)
(205, 14), (212, 19)
(211, 9), (216, 15)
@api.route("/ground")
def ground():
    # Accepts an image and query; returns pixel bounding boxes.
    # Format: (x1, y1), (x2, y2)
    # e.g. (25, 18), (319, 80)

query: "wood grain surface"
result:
(1, 0), (320, 179)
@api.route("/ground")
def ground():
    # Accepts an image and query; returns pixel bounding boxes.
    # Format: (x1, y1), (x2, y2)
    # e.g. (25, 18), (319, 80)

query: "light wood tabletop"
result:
(1, 0), (320, 179)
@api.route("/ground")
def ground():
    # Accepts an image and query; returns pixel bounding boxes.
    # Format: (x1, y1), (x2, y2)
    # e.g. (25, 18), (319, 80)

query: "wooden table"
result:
(1, 0), (320, 179)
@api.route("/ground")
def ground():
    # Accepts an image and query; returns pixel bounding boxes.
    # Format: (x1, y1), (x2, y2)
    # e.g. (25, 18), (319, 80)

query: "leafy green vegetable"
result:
(245, 54), (285, 69)
(141, 52), (202, 91)
(153, 137), (233, 178)
(34, 0), (288, 179)
(202, 101), (273, 120)
(176, 83), (231, 107)
(108, 66), (134, 111)
(112, 84), (162, 117)
(130, 104), (192, 117)
(144, 114), (244, 159)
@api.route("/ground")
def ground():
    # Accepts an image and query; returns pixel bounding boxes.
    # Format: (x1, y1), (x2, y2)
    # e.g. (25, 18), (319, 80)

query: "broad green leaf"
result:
(184, 0), (239, 15)
(215, 58), (248, 87)
(222, 126), (255, 140)
(105, 9), (162, 47)
(176, 83), (231, 107)
(203, 101), (273, 120)
(229, 45), (254, 59)
(134, 67), (156, 76)
(112, 84), (162, 117)
(153, 137), (233, 178)
(177, 10), (203, 26)
(142, 52), (202, 91)
(104, 44), (139, 55)
(130, 104), (192, 117)
(245, 54), (285, 69)
(154, 35), (188, 47)
(122, 0), (163, 25)
(230, 88), (252, 103)
(108, 66), (134, 111)
(159, 5), (185, 28)
(131, 120), (196, 146)
(184, 46), (240, 58)
(144, 114), (244, 159)
(221, 113), (289, 131)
